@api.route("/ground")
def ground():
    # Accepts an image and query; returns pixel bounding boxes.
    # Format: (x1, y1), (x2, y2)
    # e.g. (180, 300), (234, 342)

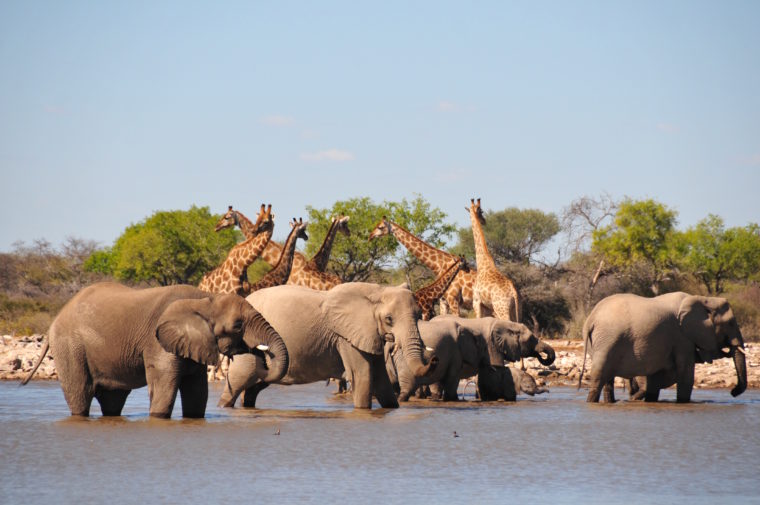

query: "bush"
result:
(724, 283), (760, 342)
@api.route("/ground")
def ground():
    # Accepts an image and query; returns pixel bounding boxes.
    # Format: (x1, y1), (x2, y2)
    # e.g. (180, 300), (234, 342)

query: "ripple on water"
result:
(1, 381), (758, 505)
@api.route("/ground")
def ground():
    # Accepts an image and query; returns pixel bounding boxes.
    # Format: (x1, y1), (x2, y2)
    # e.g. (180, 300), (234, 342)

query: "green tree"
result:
(452, 207), (561, 265)
(305, 195), (456, 284)
(592, 198), (679, 295)
(86, 206), (240, 286)
(681, 215), (760, 294)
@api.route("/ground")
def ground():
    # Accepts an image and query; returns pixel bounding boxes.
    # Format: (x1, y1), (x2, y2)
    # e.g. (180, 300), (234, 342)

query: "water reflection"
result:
(1, 381), (758, 505)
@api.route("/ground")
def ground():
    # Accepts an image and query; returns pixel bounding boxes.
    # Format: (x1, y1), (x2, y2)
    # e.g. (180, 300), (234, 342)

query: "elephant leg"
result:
(145, 355), (182, 418)
(370, 354), (399, 409)
(644, 387), (661, 402)
(441, 376), (459, 401)
(338, 346), (373, 409)
(179, 370), (208, 418)
(674, 352), (696, 403)
(241, 382), (269, 408)
(629, 378), (644, 400)
(602, 380), (616, 403)
(53, 341), (95, 416)
(95, 387), (131, 416)
(218, 354), (267, 408)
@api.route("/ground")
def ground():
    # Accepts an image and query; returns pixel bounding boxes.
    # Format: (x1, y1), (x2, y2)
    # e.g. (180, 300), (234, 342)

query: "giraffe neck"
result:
(235, 211), (257, 239)
(414, 259), (463, 303)
(310, 220), (340, 271)
(469, 211), (495, 269)
(260, 240), (284, 265)
(211, 230), (272, 283)
(252, 227), (302, 288)
(389, 221), (456, 274)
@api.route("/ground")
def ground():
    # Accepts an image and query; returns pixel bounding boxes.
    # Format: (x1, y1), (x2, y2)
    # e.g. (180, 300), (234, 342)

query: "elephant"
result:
(218, 282), (438, 409)
(580, 292), (747, 403)
(477, 366), (548, 401)
(385, 315), (556, 402)
(22, 282), (288, 418)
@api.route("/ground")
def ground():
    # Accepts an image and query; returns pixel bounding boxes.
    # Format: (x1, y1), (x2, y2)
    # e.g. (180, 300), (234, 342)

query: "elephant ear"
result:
(156, 298), (220, 366)
(678, 296), (719, 358)
(321, 291), (383, 355)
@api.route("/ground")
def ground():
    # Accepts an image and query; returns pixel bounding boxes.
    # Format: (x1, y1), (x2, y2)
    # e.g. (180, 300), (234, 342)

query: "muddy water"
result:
(1, 381), (758, 505)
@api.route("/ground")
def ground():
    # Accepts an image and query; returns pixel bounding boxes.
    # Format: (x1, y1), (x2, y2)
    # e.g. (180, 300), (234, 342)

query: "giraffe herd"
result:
(201, 198), (522, 324)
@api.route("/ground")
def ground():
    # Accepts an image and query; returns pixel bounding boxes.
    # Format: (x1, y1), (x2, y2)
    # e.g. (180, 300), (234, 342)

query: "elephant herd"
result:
(23, 279), (747, 418)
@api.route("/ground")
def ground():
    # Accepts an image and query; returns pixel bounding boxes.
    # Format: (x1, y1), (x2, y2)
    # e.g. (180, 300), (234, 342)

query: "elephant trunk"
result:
(242, 310), (289, 383)
(399, 326), (438, 378)
(729, 335), (747, 398)
(533, 341), (556, 366)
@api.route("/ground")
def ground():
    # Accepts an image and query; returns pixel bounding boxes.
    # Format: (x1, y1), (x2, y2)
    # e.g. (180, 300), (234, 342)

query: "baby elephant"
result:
(386, 315), (556, 402)
(478, 366), (548, 401)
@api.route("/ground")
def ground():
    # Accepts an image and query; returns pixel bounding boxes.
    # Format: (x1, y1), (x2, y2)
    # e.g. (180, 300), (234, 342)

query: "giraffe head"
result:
(255, 204), (275, 234)
(290, 217), (309, 241)
(466, 198), (486, 225)
(368, 216), (392, 241)
(214, 205), (240, 232)
(456, 254), (471, 273)
(333, 215), (351, 237)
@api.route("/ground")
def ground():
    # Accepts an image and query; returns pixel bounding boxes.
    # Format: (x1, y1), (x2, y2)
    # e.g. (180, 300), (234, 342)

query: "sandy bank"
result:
(3, 335), (758, 392)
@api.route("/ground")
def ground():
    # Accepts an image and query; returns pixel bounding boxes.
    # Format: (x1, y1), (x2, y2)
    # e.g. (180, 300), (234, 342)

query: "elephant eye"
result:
(385, 315), (393, 326)
(232, 319), (244, 332)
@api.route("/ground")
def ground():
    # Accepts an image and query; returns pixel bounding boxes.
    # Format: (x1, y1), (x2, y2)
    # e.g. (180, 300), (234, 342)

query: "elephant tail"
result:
(577, 321), (592, 390)
(20, 338), (49, 386)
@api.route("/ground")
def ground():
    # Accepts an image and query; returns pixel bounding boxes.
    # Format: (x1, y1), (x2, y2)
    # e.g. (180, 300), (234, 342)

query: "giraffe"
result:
(215, 205), (307, 270)
(466, 198), (522, 321)
(198, 204), (274, 296)
(213, 205), (262, 237)
(413, 255), (470, 321)
(249, 218), (309, 292)
(369, 217), (477, 315)
(287, 215), (350, 290)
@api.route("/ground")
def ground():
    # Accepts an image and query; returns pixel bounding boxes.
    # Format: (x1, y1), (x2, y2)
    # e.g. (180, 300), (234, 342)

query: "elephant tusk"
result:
(425, 346), (434, 352)
(256, 345), (270, 351)
(735, 347), (746, 355)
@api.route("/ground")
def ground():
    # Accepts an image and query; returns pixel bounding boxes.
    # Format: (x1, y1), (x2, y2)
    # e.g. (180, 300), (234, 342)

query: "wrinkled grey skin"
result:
(478, 366), (548, 401)
(580, 292), (747, 403)
(219, 282), (437, 409)
(23, 282), (287, 418)
(385, 315), (556, 402)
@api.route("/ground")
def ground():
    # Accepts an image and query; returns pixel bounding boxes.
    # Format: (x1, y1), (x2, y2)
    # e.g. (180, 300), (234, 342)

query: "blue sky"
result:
(1, 1), (758, 251)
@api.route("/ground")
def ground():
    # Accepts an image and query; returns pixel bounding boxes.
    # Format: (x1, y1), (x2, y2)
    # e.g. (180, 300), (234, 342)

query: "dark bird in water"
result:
(453, 431), (459, 438)
(274, 428), (280, 436)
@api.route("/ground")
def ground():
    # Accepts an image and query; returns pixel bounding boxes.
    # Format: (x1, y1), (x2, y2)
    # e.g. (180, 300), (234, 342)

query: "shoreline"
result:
(3, 335), (758, 391)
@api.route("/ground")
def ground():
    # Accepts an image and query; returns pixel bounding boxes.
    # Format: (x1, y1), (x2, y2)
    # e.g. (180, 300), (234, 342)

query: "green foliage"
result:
(89, 206), (240, 286)
(452, 207), (561, 264)
(680, 215), (760, 294)
(305, 195), (456, 283)
(592, 198), (679, 294)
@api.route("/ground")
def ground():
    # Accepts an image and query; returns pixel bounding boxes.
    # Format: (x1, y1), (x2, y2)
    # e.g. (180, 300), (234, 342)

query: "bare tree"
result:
(561, 193), (617, 255)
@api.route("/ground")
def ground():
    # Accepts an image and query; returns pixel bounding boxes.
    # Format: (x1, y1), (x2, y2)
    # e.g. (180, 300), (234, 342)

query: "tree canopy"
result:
(680, 215), (760, 294)
(85, 206), (239, 286)
(305, 195), (456, 284)
(592, 198), (679, 294)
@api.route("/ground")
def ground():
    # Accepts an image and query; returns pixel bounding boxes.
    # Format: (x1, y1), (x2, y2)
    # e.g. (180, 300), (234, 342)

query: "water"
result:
(1, 381), (758, 504)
